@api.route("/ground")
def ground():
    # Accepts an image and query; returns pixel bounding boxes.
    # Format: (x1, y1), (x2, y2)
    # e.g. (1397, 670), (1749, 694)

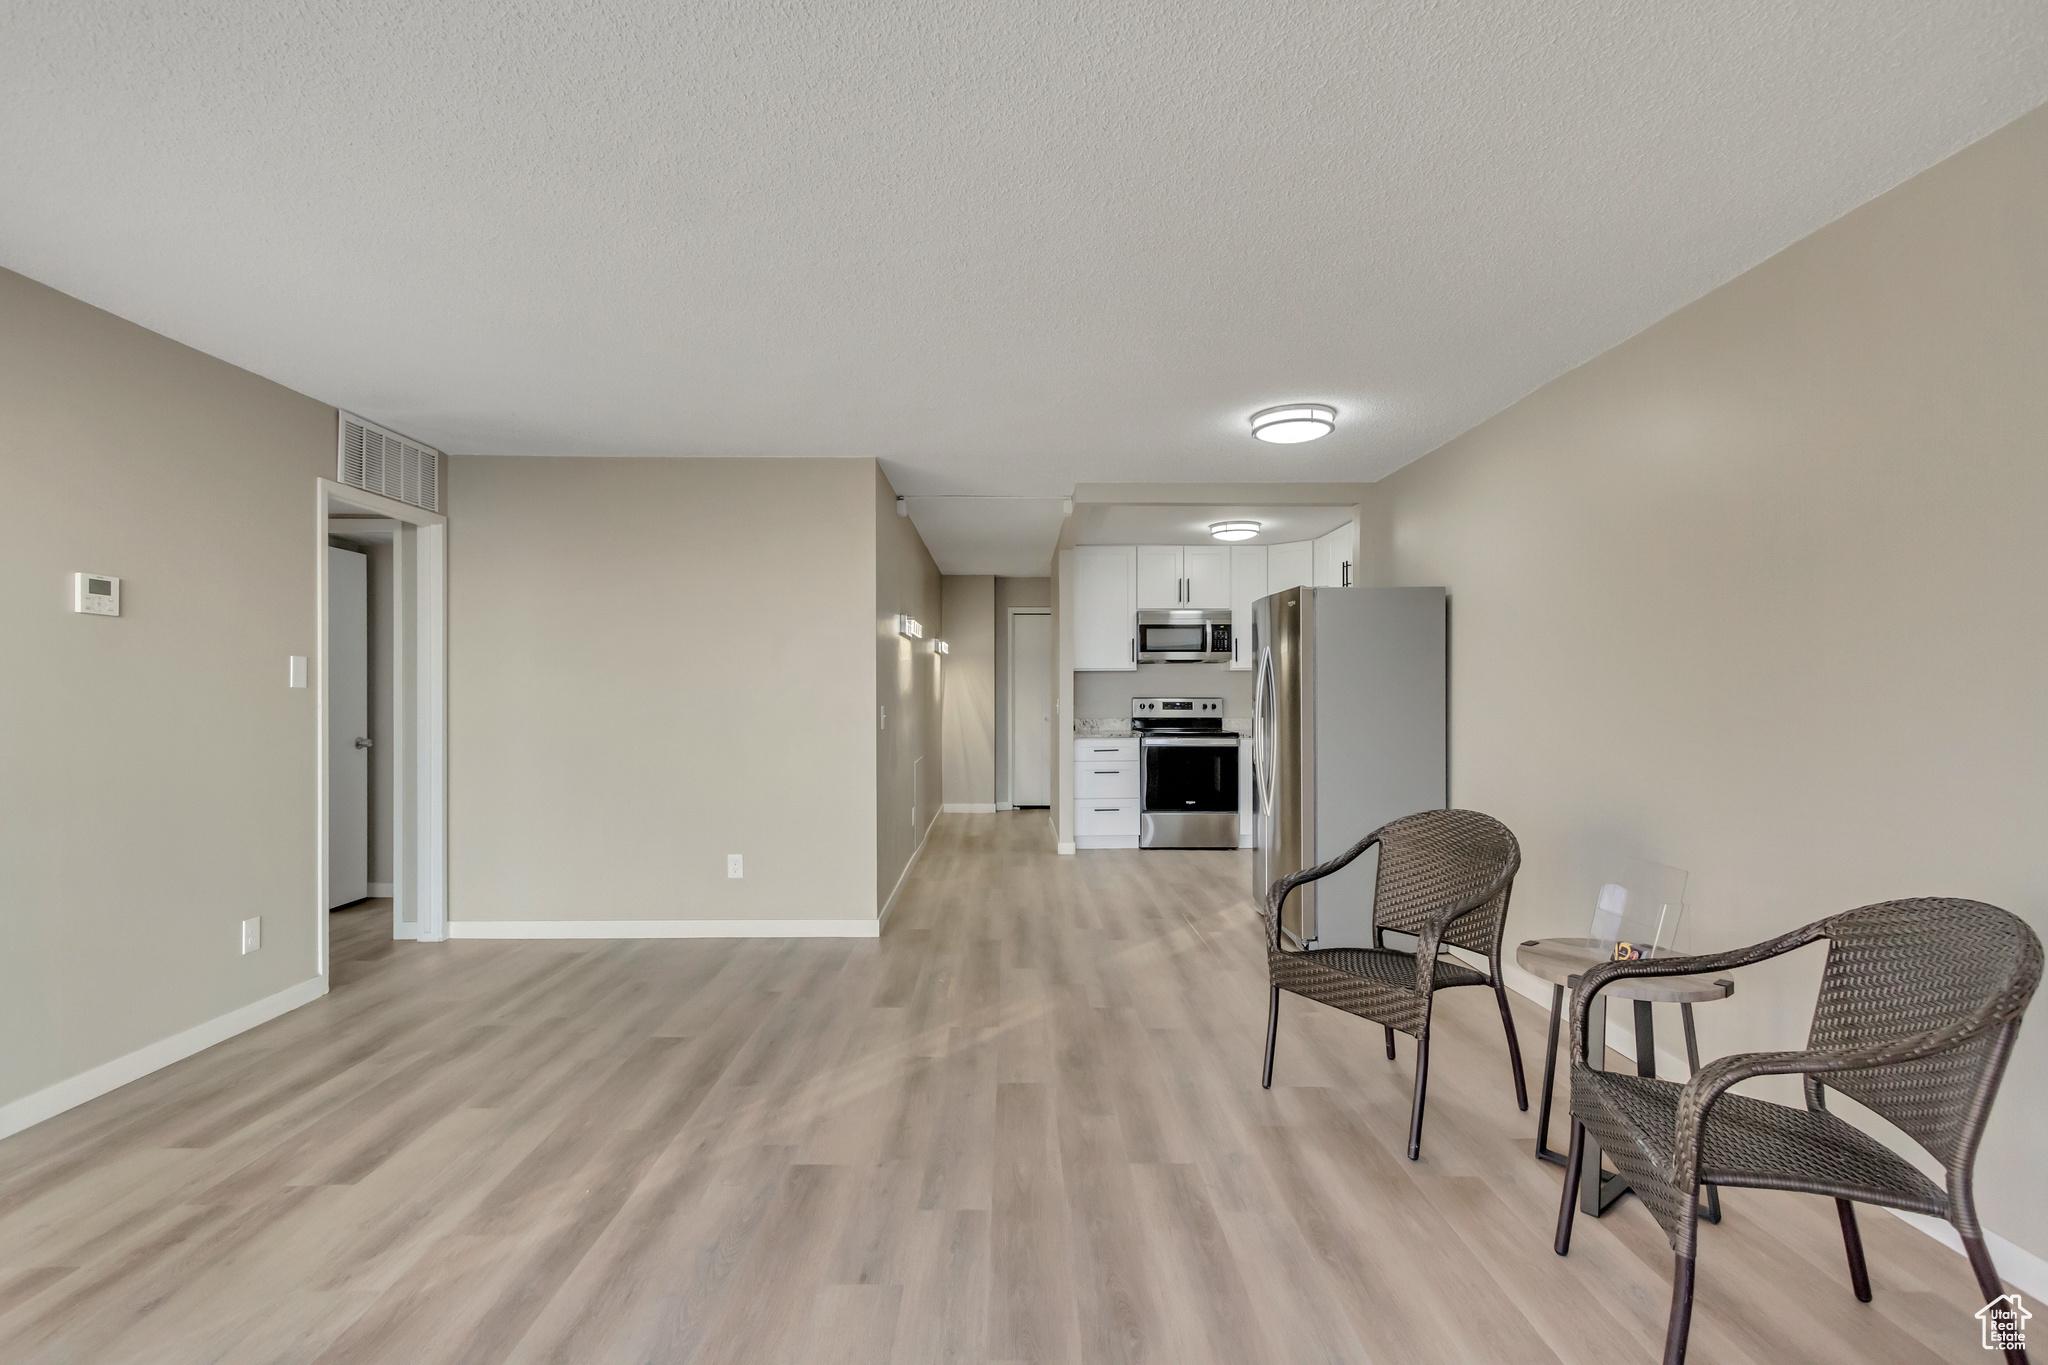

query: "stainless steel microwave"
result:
(1136, 609), (1232, 662)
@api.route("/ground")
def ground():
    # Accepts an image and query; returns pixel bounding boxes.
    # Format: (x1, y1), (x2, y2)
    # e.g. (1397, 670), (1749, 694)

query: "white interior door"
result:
(1010, 611), (1053, 807)
(328, 547), (370, 907)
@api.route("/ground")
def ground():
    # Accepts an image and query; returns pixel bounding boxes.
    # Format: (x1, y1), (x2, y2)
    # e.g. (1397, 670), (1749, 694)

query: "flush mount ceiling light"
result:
(1250, 403), (1336, 444)
(1209, 521), (1261, 542)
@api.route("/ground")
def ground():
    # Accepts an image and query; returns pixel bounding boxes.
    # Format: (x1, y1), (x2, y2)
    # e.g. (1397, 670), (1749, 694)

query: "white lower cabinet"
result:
(1075, 762), (1139, 799)
(1073, 738), (1141, 847)
(1075, 798), (1140, 843)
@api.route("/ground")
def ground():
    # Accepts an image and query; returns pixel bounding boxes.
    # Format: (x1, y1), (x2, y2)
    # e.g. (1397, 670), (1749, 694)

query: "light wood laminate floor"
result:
(0, 813), (2008, 1363)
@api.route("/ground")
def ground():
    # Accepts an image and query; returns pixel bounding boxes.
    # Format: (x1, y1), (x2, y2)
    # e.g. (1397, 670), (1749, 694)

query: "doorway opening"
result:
(317, 477), (447, 971)
(1006, 608), (1053, 808)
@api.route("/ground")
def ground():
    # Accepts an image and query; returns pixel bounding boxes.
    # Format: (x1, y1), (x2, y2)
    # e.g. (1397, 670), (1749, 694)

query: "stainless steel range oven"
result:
(1132, 696), (1240, 849)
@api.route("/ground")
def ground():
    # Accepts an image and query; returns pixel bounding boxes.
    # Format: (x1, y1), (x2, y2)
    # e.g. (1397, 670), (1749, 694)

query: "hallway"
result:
(0, 813), (1996, 1363)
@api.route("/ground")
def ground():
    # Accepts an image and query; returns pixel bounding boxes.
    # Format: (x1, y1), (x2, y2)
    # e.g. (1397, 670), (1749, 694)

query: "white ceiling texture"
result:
(2, 3), (2043, 573)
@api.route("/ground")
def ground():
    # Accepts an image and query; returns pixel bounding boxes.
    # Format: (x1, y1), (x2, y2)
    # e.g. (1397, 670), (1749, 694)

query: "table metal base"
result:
(1533, 983), (1721, 1224)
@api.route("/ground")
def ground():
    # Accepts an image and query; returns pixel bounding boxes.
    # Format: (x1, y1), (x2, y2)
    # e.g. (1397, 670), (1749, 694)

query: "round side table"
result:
(1516, 937), (1734, 1222)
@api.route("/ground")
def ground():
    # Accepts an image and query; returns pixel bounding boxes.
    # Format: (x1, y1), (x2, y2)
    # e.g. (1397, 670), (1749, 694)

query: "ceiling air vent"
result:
(338, 413), (441, 512)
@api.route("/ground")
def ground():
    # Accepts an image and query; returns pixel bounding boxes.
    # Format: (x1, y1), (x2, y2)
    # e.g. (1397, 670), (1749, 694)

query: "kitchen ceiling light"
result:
(1209, 521), (1261, 542)
(1250, 404), (1336, 444)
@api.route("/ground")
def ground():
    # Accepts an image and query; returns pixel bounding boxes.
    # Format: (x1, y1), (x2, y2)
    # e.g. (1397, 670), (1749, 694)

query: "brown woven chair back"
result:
(1806, 897), (2042, 1167)
(1369, 809), (1521, 957)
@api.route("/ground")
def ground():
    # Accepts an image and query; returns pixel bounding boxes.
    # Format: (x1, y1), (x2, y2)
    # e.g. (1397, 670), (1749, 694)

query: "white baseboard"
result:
(997, 801), (1014, 811)
(0, 974), (329, 1142)
(1890, 1212), (2048, 1300)
(941, 803), (998, 814)
(881, 815), (939, 929)
(1057, 841), (1076, 855)
(392, 920), (419, 941)
(367, 882), (394, 897)
(446, 919), (881, 939)
(1507, 968), (2048, 1298)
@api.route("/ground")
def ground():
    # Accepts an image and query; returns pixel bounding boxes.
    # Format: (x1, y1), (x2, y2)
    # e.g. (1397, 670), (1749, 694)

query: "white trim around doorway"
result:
(317, 478), (449, 979)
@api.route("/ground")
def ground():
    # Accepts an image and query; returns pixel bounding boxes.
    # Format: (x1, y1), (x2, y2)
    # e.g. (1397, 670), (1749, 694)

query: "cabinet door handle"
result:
(1129, 638), (1135, 663)
(1094, 808), (1118, 812)
(1094, 770), (1120, 774)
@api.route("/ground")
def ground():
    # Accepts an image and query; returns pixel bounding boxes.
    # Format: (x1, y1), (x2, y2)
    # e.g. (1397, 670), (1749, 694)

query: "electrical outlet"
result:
(727, 854), (744, 879)
(878, 705), (887, 731)
(241, 917), (261, 954)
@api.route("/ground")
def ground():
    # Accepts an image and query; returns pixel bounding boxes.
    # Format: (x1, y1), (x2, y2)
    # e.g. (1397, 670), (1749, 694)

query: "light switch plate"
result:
(289, 656), (308, 688)
(727, 854), (744, 879)
(74, 573), (120, 616)
(241, 917), (261, 954)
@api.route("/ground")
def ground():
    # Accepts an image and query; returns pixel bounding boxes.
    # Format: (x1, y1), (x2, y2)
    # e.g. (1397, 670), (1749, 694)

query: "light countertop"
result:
(1072, 719), (1249, 739)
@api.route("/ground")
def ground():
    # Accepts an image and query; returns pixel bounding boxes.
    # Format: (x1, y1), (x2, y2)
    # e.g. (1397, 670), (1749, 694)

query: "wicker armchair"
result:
(1551, 898), (2041, 1365)
(1261, 808), (1527, 1160)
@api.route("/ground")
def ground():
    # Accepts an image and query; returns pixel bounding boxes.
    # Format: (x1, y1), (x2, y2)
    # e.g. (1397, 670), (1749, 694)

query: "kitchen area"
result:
(1053, 499), (1448, 949)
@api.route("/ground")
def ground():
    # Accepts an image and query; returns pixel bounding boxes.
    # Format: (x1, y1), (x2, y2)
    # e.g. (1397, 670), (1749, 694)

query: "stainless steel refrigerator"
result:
(1251, 585), (1447, 949)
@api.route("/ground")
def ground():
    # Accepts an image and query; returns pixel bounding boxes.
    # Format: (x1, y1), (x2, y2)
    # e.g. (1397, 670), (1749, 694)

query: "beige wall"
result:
(875, 468), (944, 908)
(940, 575), (996, 809)
(448, 456), (880, 923)
(0, 267), (334, 1114)
(1366, 106), (2048, 1265)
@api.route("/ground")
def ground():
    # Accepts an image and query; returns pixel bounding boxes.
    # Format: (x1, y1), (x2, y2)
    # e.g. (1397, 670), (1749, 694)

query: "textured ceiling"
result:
(3, 2), (2044, 522)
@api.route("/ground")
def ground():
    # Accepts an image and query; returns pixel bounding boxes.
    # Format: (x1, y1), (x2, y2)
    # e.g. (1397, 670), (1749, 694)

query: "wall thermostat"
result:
(74, 573), (120, 616)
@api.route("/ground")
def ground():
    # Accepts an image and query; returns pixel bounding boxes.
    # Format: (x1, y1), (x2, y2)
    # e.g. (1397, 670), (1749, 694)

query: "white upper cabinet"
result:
(1182, 545), (1230, 608)
(1314, 522), (1357, 587)
(1136, 545), (1184, 609)
(1073, 545), (1138, 671)
(1266, 540), (1314, 593)
(1227, 544), (1267, 669)
(1137, 544), (1232, 608)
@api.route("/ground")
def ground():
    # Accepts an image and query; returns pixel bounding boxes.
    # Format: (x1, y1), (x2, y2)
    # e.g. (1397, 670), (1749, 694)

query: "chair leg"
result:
(1835, 1199), (1872, 1302)
(1262, 986), (1279, 1089)
(1406, 1033), (1431, 1160)
(1384, 1025), (1396, 1060)
(1494, 980), (1529, 1111)
(1555, 1118), (1586, 1255)
(1662, 1254), (1697, 1365)
(1960, 1230), (2028, 1365)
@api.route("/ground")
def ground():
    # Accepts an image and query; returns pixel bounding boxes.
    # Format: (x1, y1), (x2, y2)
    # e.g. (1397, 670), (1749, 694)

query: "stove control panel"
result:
(1132, 697), (1222, 718)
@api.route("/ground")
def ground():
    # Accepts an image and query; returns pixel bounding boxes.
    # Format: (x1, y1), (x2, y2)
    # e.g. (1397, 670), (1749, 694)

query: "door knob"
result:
(355, 736), (373, 749)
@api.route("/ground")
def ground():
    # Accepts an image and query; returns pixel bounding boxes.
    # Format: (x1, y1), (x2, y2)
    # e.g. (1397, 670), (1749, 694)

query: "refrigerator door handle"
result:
(1252, 646), (1275, 819)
